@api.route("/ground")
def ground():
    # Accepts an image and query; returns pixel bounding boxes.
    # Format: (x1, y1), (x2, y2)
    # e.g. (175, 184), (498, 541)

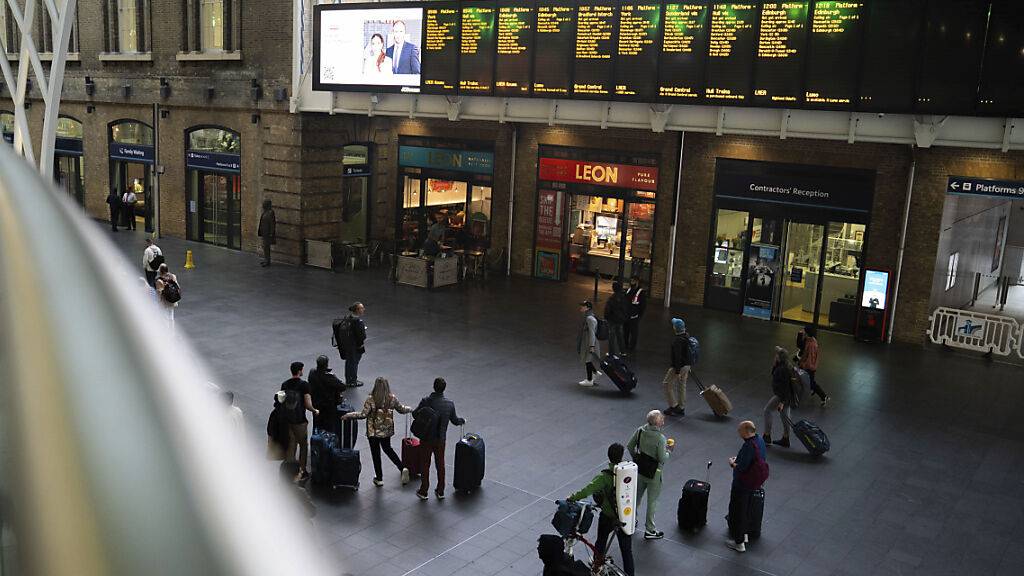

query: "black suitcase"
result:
(600, 354), (637, 393)
(337, 402), (358, 449)
(310, 431), (361, 490)
(785, 414), (830, 457)
(746, 488), (765, 541)
(677, 461), (712, 532)
(453, 430), (485, 493)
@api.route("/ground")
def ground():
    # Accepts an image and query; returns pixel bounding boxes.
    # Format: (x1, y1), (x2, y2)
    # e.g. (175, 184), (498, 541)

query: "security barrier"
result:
(927, 307), (1021, 357)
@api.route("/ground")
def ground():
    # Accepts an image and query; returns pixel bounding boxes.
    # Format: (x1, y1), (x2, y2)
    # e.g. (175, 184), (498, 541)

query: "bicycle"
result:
(561, 502), (629, 576)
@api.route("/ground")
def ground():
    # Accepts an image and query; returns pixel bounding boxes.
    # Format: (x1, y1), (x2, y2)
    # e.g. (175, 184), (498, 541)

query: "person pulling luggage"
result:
(342, 377), (413, 487)
(603, 281), (628, 356)
(726, 420), (769, 553)
(663, 318), (693, 417)
(576, 300), (602, 387)
(626, 410), (674, 540)
(763, 347), (795, 448)
(566, 443), (635, 576)
(413, 378), (465, 500)
(797, 324), (830, 407)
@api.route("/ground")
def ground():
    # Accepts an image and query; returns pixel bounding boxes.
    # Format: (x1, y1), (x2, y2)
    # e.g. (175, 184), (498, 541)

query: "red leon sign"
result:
(538, 157), (659, 192)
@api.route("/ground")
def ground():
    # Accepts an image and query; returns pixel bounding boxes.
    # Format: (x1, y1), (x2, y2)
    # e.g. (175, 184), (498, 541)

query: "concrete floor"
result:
(110, 229), (1024, 576)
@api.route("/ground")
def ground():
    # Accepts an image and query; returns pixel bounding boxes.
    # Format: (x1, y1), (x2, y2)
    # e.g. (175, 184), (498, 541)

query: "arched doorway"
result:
(108, 119), (155, 232)
(55, 116), (85, 205)
(185, 126), (241, 249)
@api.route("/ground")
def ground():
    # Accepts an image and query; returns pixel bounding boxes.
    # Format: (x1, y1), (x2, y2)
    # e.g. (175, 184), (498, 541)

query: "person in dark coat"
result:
(341, 302), (367, 387)
(266, 390), (291, 461)
(308, 355), (346, 434)
(762, 347), (795, 447)
(624, 275), (648, 351)
(603, 281), (628, 356)
(414, 378), (465, 501)
(106, 188), (121, 231)
(258, 199), (276, 267)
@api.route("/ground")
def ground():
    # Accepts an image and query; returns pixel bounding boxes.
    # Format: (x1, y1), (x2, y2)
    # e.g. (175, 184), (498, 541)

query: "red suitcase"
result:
(402, 416), (424, 477)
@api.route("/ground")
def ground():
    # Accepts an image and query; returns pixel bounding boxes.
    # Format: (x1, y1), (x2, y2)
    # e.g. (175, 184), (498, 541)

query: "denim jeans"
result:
(368, 436), (403, 480)
(345, 350), (362, 385)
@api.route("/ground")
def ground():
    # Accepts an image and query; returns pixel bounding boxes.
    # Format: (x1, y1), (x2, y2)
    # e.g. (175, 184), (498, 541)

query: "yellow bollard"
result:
(184, 250), (195, 270)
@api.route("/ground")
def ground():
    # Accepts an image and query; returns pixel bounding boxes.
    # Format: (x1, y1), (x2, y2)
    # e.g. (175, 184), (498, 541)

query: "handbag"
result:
(634, 428), (660, 479)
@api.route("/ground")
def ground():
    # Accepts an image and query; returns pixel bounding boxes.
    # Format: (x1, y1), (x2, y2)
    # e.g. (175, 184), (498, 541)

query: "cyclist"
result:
(567, 443), (634, 576)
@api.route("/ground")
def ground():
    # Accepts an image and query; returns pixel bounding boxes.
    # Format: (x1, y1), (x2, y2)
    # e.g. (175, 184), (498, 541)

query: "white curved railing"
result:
(0, 148), (335, 575)
(927, 306), (1022, 358)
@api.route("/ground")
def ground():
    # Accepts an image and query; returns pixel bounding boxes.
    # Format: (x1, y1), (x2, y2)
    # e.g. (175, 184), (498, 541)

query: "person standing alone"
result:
(663, 318), (692, 417)
(106, 188), (121, 232)
(258, 199), (276, 267)
(336, 302), (367, 387)
(576, 300), (602, 387)
(626, 410), (673, 540)
(624, 275), (647, 352)
(726, 420), (769, 553)
(142, 238), (164, 288)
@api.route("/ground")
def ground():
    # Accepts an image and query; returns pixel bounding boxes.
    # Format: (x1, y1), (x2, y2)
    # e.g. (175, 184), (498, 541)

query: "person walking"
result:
(106, 188), (121, 232)
(603, 281), (628, 356)
(338, 302), (367, 387)
(121, 188), (138, 230)
(663, 318), (692, 417)
(154, 263), (180, 330)
(280, 362), (318, 482)
(142, 238), (164, 288)
(258, 199), (276, 267)
(797, 324), (829, 407)
(308, 355), (346, 434)
(567, 443), (635, 576)
(576, 300), (602, 387)
(763, 347), (796, 448)
(624, 275), (647, 352)
(626, 410), (673, 540)
(342, 377), (413, 487)
(726, 420), (769, 553)
(414, 378), (465, 500)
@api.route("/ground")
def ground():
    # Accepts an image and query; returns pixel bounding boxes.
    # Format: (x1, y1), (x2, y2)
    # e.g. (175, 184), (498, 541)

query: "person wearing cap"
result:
(663, 318), (693, 417)
(576, 300), (602, 387)
(266, 390), (291, 462)
(603, 281), (629, 356)
(308, 355), (346, 434)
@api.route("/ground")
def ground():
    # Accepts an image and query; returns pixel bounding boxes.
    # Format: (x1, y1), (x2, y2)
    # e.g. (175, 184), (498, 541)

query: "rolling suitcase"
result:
(453, 429), (485, 493)
(746, 488), (765, 541)
(691, 370), (732, 417)
(310, 431), (361, 490)
(337, 402), (358, 449)
(785, 414), (830, 456)
(402, 415), (424, 478)
(600, 354), (637, 393)
(677, 461), (712, 532)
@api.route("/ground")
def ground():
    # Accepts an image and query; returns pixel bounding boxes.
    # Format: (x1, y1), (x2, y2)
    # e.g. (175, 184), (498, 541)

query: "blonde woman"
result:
(342, 377), (412, 486)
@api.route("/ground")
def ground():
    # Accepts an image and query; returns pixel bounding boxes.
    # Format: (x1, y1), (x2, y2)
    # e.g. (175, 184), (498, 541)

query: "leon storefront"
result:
(533, 146), (659, 283)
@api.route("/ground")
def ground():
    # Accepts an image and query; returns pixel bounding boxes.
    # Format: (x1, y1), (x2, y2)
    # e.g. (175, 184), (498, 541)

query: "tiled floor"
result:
(111, 229), (1024, 576)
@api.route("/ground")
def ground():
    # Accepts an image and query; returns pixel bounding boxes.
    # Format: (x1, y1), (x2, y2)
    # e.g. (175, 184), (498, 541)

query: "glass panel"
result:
(200, 0), (225, 52)
(56, 117), (83, 139)
(626, 201), (655, 283)
(400, 177), (422, 252)
(425, 179), (467, 207)
(54, 156), (84, 205)
(780, 222), (824, 324)
(202, 174), (228, 247)
(118, 0), (138, 53)
(125, 163), (147, 228)
(188, 127), (239, 153)
(709, 209), (748, 292)
(342, 144), (368, 166)
(229, 176), (241, 250)
(111, 121), (153, 145)
(340, 177), (368, 243)
(466, 185), (491, 247)
(425, 179), (467, 247)
(1, 112), (13, 143)
(819, 222), (865, 333)
(188, 171), (200, 241)
(568, 195), (624, 277)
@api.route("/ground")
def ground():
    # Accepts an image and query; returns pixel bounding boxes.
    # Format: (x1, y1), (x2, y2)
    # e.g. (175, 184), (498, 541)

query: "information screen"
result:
(460, 2), (497, 94)
(858, 0), (923, 112)
(495, 1), (535, 96)
(861, 269), (889, 310)
(658, 2), (710, 100)
(705, 3), (758, 103)
(614, 3), (662, 100)
(804, 1), (864, 109)
(314, 4), (425, 93)
(573, 3), (618, 97)
(752, 2), (809, 106)
(977, 0), (1024, 116)
(422, 2), (461, 94)
(915, 0), (989, 114)
(534, 0), (577, 96)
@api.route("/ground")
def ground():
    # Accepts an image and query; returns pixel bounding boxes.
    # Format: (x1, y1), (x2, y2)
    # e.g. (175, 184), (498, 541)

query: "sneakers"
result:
(435, 490), (445, 500)
(578, 379), (596, 387)
(725, 540), (746, 553)
(665, 406), (685, 417)
(821, 395), (830, 408)
(373, 478), (384, 487)
(643, 530), (664, 540)
(773, 436), (791, 448)
(401, 468), (410, 485)
(416, 491), (429, 501)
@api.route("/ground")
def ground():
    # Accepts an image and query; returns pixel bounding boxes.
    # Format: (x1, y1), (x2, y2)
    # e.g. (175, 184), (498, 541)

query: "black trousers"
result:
(109, 207), (120, 230)
(595, 513), (634, 576)
(808, 370), (828, 399)
(727, 485), (751, 544)
(368, 436), (403, 480)
(624, 318), (641, 350)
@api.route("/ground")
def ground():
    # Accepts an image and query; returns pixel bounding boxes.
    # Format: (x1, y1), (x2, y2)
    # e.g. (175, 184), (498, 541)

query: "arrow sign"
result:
(947, 176), (1024, 198)
(950, 181), (960, 190)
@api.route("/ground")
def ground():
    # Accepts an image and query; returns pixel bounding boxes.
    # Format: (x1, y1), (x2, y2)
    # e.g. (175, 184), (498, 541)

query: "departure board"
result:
(858, 0), (923, 112)
(573, 3), (618, 97)
(422, 2), (461, 94)
(495, 1), (535, 96)
(534, 0), (576, 96)
(705, 3), (758, 102)
(614, 3), (662, 100)
(977, 0), (1024, 116)
(658, 3), (710, 100)
(804, 1), (864, 109)
(460, 3), (497, 94)
(752, 2), (808, 106)
(915, 0), (988, 114)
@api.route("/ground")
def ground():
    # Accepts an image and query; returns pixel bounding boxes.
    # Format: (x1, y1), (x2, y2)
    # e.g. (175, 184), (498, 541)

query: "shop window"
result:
(711, 209), (749, 291)
(403, 177), (421, 209)
(181, 0), (240, 54)
(110, 120), (154, 145)
(946, 252), (959, 291)
(467, 185), (492, 243)
(56, 117), (83, 139)
(188, 127), (240, 153)
(31, 4), (80, 55)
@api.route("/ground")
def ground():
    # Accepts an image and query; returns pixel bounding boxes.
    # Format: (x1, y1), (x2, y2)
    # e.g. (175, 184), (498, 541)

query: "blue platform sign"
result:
(343, 164), (371, 177)
(186, 150), (241, 174)
(399, 145), (494, 174)
(109, 142), (155, 164)
(947, 176), (1024, 199)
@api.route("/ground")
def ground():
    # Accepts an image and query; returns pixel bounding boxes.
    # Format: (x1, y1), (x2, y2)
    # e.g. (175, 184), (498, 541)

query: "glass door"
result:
(743, 217), (783, 320)
(340, 176), (368, 243)
(626, 201), (655, 284)
(399, 176), (424, 252)
(55, 155), (84, 206)
(196, 173), (240, 249)
(780, 222), (825, 324)
(819, 222), (865, 333)
(706, 209), (750, 312)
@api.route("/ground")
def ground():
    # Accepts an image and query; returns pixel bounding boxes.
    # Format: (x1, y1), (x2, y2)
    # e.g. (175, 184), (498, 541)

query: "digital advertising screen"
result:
(705, 3), (758, 103)
(314, 3), (424, 93)
(573, 3), (618, 98)
(614, 2), (662, 100)
(534, 0), (577, 96)
(658, 2), (710, 101)
(495, 1), (536, 96)
(752, 2), (809, 107)
(459, 2), (498, 94)
(861, 269), (889, 310)
(422, 1), (461, 94)
(804, 1), (864, 109)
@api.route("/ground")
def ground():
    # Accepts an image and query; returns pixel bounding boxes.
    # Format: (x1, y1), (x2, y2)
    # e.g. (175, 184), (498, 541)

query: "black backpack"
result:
(332, 316), (354, 350)
(411, 404), (439, 440)
(161, 278), (181, 303)
(149, 253), (165, 271)
(595, 318), (609, 341)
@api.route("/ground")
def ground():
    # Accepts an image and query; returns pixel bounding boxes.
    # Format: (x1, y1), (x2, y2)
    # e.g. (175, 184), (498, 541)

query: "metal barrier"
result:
(0, 148), (334, 575)
(927, 306), (1021, 357)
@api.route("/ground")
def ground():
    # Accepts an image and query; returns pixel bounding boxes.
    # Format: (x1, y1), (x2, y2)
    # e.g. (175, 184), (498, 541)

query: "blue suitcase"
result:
(788, 416), (830, 457)
(311, 431), (361, 490)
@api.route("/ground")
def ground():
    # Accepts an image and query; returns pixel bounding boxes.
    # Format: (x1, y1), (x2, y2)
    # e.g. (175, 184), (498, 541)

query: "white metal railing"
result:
(927, 306), (1022, 357)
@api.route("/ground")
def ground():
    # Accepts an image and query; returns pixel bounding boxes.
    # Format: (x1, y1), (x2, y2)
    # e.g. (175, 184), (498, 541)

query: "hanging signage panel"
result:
(714, 159), (874, 214)
(109, 142), (155, 164)
(55, 137), (84, 156)
(538, 157), (659, 191)
(947, 176), (1024, 199)
(398, 145), (495, 174)
(186, 151), (241, 174)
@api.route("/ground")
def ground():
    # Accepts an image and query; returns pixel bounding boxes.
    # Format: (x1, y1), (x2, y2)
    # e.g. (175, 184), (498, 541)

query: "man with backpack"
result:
(333, 302), (367, 387)
(726, 420), (769, 553)
(142, 238), (164, 288)
(603, 281), (628, 356)
(567, 443), (635, 576)
(664, 318), (695, 417)
(626, 410), (673, 540)
(412, 378), (464, 501)
(154, 264), (180, 329)
(624, 275), (647, 352)
(280, 362), (319, 483)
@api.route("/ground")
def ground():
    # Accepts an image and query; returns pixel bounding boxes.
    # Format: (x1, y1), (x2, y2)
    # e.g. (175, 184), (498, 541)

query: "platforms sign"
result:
(947, 176), (1024, 199)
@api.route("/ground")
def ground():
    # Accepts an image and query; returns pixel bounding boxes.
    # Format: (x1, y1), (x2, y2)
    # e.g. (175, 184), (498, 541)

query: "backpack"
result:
(161, 278), (181, 303)
(283, 389), (301, 412)
(736, 438), (770, 490)
(687, 335), (700, 365)
(332, 316), (354, 350)
(149, 252), (165, 271)
(595, 318), (609, 341)
(411, 404), (439, 440)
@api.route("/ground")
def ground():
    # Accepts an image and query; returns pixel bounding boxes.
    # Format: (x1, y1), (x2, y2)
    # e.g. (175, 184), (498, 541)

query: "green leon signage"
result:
(398, 145), (495, 174)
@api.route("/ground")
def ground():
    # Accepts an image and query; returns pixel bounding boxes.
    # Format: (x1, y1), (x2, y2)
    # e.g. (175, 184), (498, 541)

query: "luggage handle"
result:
(705, 460), (712, 483)
(691, 370), (707, 394)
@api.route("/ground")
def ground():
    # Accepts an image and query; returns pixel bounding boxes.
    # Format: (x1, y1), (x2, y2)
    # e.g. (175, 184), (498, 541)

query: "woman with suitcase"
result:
(342, 377), (413, 487)
(762, 347), (796, 448)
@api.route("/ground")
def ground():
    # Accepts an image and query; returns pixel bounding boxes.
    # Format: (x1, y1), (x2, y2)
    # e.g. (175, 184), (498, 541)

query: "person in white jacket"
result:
(142, 238), (163, 287)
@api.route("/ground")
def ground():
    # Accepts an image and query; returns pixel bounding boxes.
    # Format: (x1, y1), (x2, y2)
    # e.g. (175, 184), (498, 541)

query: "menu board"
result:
(460, 2), (497, 94)
(534, 0), (577, 96)
(658, 3), (710, 100)
(915, 0), (989, 114)
(859, 0), (923, 112)
(752, 2), (808, 106)
(573, 3), (618, 97)
(614, 3), (662, 100)
(705, 3), (758, 102)
(977, 0), (1024, 116)
(422, 2), (461, 94)
(495, 1), (536, 96)
(804, 1), (864, 108)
